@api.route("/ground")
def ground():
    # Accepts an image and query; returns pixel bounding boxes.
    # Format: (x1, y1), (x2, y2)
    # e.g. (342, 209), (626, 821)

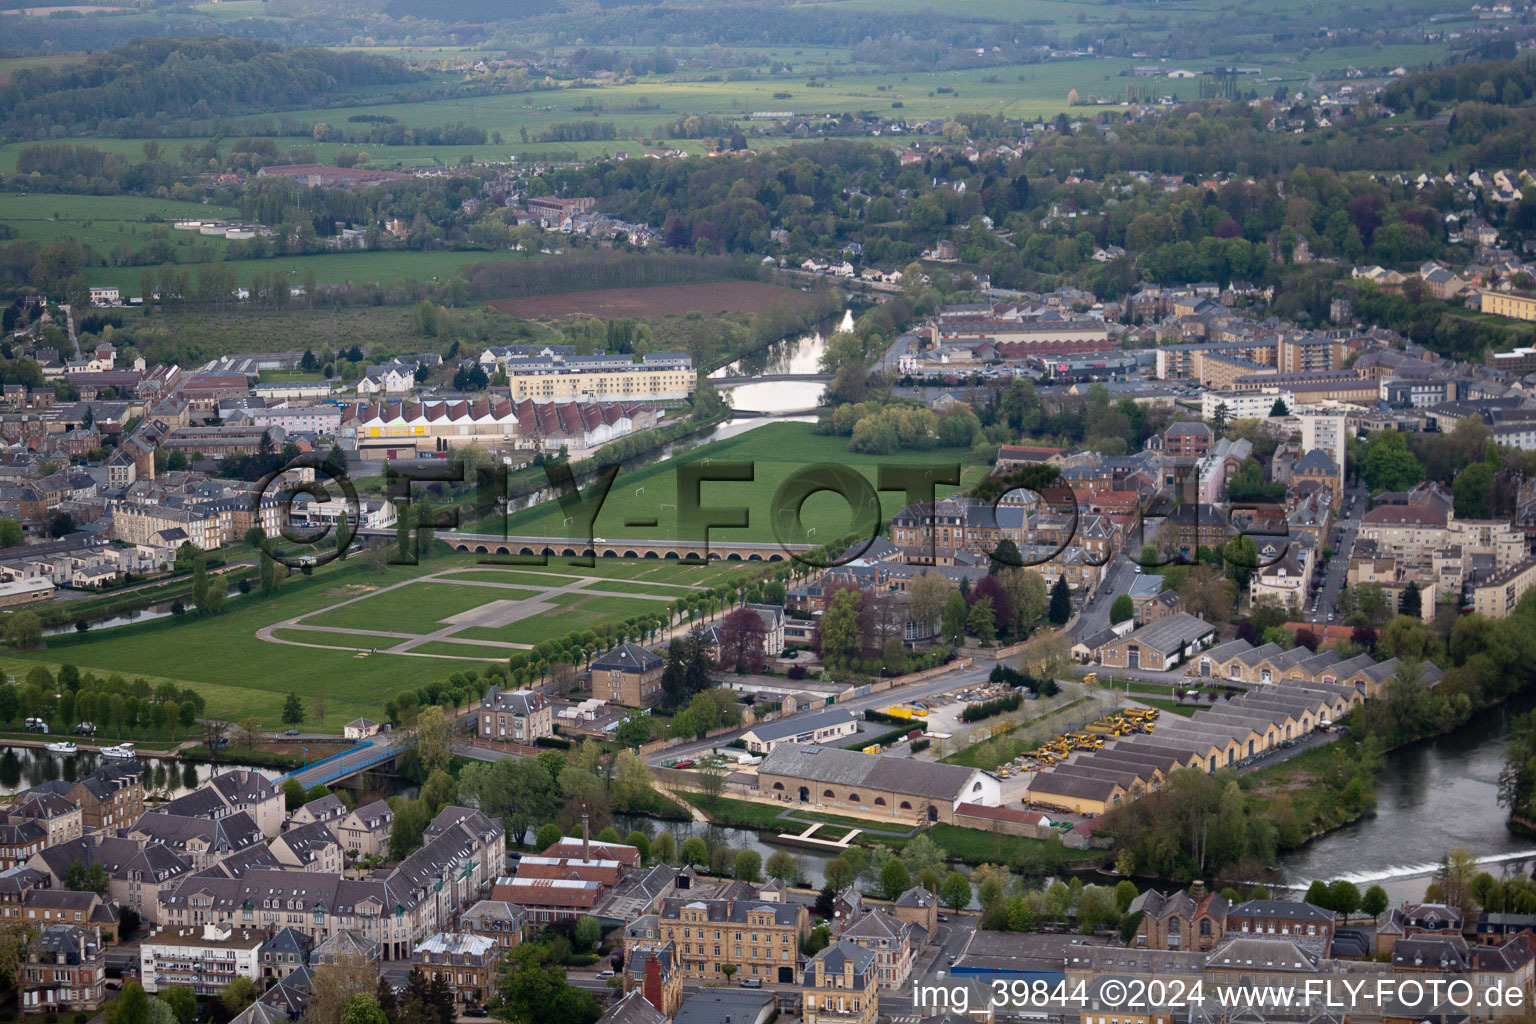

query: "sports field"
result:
(4, 553), (752, 729)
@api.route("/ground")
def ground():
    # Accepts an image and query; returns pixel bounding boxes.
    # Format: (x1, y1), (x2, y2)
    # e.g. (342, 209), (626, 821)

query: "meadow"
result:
(479, 420), (987, 546)
(0, 194), (240, 255)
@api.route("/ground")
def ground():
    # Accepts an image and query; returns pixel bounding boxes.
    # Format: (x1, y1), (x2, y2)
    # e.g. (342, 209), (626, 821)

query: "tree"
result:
(235, 715), (261, 756)
(1269, 397), (1290, 417)
(1049, 576), (1071, 625)
(282, 692), (304, 726)
(766, 850), (801, 883)
(1113, 879), (1138, 913)
(574, 915), (601, 950)
(1399, 581), (1422, 619)
(64, 860), (108, 895)
(680, 836), (708, 867)
(4, 611), (42, 650)
(340, 994), (389, 1024)
(1361, 430), (1424, 493)
(941, 590), (969, 644)
(535, 823), (563, 851)
(909, 572), (954, 637)
(159, 987), (197, 1024)
(1222, 534), (1259, 592)
(409, 705), (452, 778)
(259, 550), (281, 595)
(107, 981), (151, 1024)
(967, 597), (997, 645)
(220, 976), (259, 1016)
(1431, 847), (1481, 920)
(880, 858), (912, 900)
(614, 710), (651, 748)
(496, 945), (601, 1024)
(0, 518), (23, 548)
(814, 885), (837, 919)
(1362, 884), (1390, 917)
(735, 849), (762, 883)
(1328, 879), (1362, 917)
(1110, 594), (1134, 625)
(940, 871), (972, 913)
(824, 856), (855, 892)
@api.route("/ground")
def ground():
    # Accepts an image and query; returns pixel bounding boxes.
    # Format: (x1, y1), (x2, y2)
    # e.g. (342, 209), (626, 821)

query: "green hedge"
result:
(844, 722), (926, 750)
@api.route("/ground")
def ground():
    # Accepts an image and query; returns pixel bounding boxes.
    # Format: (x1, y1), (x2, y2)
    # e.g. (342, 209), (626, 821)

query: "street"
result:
(1069, 554), (1138, 642)
(1306, 483), (1368, 624)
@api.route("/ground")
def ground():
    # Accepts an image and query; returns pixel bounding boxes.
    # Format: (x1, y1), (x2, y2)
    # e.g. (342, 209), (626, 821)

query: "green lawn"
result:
(453, 593), (663, 645)
(481, 421), (982, 546)
(578, 580), (704, 597)
(4, 557), (494, 729)
(298, 581), (542, 634)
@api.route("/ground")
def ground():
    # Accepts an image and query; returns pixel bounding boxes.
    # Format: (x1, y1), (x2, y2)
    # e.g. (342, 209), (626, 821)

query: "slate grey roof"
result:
(591, 642), (662, 673)
(744, 708), (857, 743)
(759, 744), (987, 802)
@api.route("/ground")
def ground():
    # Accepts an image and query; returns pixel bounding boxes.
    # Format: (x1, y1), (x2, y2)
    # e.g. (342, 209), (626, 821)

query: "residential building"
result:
(591, 643), (664, 707)
(459, 900), (525, 952)
(477, 686), (554, 743)
(624, 941), (684, 1016)
(335, 800), (393, 858)
(257, 928), (314, 982)
(1482, 290), (1536, 322)
(411, 933), (499, 1006)
(802, 940), (879, 1024)
(269, 821), (345, 874)
(505, 352), (694, 404)
(656, 896), (809, 982)
(22, 925), (104, 1015)
(1471, 557), (1536, 618)
(139, 923), (265, 994)
(842, 910), (915, 988)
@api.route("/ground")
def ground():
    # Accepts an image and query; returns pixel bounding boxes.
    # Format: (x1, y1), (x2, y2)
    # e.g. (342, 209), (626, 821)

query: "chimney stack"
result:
(582, 804), (590, 862)
(1191, 880), (1206, 900)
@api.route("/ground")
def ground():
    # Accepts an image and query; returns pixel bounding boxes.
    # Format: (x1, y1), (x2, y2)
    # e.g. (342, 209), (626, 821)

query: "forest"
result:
(0, 38), (420, 140)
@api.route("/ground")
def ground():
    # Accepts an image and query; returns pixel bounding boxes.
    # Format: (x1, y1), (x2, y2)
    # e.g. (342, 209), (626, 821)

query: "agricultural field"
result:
(78, 248), (532, 295)
(486, 281), (821, 319)
(478, 420), (987, 546)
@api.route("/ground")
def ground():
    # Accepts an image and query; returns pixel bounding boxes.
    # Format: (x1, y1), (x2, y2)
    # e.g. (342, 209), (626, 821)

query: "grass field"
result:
(302, 580), (542, 634)
(478, 421), (985, 546)
(0, 194), (240, 255)
(2, 552), (763, 729)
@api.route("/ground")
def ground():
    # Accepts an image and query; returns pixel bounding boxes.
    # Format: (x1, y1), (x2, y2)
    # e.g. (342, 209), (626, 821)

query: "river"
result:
(0, 747), (282, 800)
(708, 310), (850, 415)
(1274, 689), (1536, 903)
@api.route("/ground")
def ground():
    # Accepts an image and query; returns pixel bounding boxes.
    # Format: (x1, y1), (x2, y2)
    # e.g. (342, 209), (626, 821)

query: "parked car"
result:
(284, 729), (300, 737)
(740, 979), (763, 989)
(596, 969), (615, 979)
(463, 1008), (489, 1018)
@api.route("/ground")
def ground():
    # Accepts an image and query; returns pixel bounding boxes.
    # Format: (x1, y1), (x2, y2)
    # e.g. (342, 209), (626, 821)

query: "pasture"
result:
(1, 194), (239, 254)
(77, 248), (530, 295)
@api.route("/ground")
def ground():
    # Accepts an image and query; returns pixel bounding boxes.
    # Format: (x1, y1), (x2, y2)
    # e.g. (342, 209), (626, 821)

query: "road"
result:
(1305, 483), (1367, 624)
(643, 659), (1004, 766)
(1069, 554), (1138, 642)
(283, 737), (401, 788)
